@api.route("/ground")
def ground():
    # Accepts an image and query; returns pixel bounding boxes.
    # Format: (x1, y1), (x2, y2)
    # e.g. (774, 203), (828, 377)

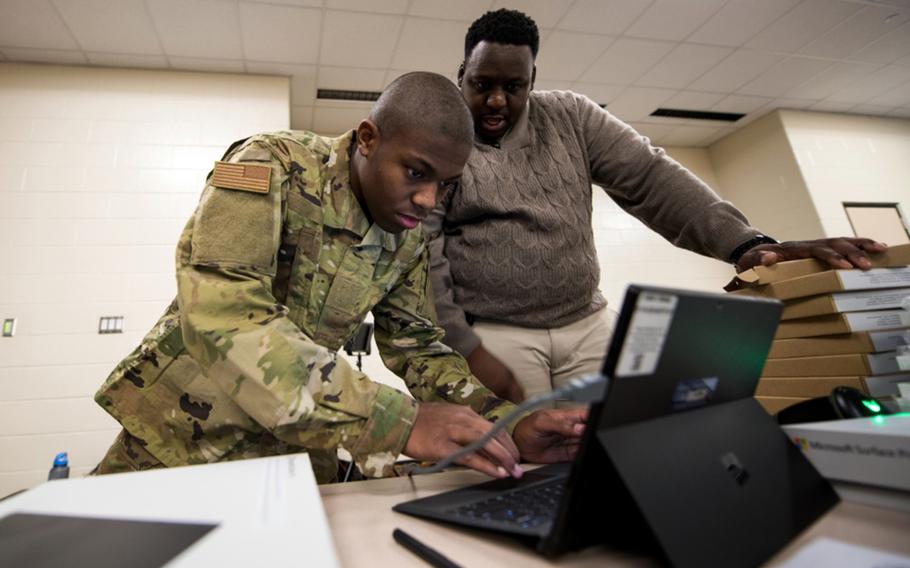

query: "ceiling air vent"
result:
(316, 89), (381, 102)
(650, 108), (745, 122)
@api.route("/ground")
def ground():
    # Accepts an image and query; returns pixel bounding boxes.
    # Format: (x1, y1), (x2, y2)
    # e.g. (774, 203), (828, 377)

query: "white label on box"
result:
(831, 287), (910, 312)
(867, 351), (900, 375)
(869, 329), (910, 351)
(837, 266), (910, 289)
(844, 310), (904, 331)
(615, 292), (677, 378)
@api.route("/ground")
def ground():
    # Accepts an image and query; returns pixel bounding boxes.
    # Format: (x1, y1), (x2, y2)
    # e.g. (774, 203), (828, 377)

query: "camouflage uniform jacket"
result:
(95, 130), (514, 483)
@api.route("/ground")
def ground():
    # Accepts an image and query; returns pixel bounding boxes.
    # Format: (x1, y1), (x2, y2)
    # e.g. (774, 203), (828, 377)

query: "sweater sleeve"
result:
(568, 92), (760, 261)
(423, 196), (483, 357)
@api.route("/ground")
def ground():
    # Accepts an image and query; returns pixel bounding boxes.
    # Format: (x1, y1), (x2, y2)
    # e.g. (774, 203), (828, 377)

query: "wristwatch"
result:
(729, 234), (778, 265)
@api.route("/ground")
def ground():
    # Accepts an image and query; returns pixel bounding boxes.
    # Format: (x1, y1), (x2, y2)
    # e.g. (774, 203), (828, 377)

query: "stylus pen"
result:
(393, 528), (464, 568)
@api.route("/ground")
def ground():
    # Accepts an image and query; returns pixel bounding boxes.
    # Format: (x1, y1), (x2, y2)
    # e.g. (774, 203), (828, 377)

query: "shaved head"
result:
(369, 71), (473, 145)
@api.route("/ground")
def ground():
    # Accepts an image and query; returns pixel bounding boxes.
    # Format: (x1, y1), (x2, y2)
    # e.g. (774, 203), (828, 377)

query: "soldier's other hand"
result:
(404, 402), (523, 479)
(513, 407), (588, 464)
(735, 237), (887, 272)
(466, 343), (525, 403)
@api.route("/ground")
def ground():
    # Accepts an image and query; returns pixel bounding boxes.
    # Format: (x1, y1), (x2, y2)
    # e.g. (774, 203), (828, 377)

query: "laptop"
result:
(394, 285), (839, 567)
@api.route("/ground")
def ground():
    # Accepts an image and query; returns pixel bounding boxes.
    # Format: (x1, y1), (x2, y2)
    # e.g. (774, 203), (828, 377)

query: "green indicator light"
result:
(861, 399), (882, 413)
(2, 322), (9, 334)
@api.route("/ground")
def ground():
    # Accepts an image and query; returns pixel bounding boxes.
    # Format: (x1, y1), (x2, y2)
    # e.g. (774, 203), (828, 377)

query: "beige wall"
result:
(0, 63), (289, 497)
(779, 110), (910, 239)
(708, 111), (825, 242)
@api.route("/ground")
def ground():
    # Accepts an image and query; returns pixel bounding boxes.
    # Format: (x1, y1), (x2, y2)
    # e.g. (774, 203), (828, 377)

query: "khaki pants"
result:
(473, 308), (617, 406)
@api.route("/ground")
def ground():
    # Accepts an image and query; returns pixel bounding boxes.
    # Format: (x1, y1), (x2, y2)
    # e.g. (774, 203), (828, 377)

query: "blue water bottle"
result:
(48, 452), (70, 480)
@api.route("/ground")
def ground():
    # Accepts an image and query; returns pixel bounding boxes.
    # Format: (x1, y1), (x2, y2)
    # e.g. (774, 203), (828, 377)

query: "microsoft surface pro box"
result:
(394, 285), (839, 568)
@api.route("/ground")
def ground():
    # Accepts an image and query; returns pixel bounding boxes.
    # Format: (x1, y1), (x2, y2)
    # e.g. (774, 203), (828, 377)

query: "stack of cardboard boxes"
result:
(727, 244), (910, 415)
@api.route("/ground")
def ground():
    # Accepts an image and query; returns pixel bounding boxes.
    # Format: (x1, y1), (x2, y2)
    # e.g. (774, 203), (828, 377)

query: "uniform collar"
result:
(322, 130), (399, 252)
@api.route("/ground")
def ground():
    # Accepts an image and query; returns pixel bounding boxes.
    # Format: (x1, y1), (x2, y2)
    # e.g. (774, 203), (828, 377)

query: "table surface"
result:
(319, 468), (910, 568)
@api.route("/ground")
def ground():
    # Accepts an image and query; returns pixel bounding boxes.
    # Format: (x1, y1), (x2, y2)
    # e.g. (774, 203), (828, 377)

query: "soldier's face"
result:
(459, 41), (535, 144)
(353, 123), (470, 233)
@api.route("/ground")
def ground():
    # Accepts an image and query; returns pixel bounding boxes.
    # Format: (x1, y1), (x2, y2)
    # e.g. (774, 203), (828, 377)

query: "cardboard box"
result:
(757, 377), (866, 397)
(768, 329), (910, 358)
(755, 396), (809, 415)
(775, 311), (907, 339)
(781, 287), (910, 320)
(733, 267), (910, 301)
(756, 373), (910, 398)
(725, 243), (910, 291)
(783, 414), (910, 492)
(762, 351), (901, 377)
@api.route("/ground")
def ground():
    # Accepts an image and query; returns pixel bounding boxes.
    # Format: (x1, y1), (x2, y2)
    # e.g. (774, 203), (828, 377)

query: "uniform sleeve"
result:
(372, 241), (516, 425)
(422, 199), (483, 357)
(570, 92), (759, 261)
(177, 141), (416, 478)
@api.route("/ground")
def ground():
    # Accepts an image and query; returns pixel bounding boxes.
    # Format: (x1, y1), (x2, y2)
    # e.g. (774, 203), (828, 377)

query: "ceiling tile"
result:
(382, 68), (458, 87)
(53, 0), (162, 54)
(325, 0), (408, 13)
(624, 0), (725, 41)
(290, 106), (313, 130)
(321, 11), (404, 67)
(737, 57), (832, 98)
(570, 83), (626, 106)
(558, 0), (651, 35)
(897, 53), (910, 67)
(809, 100), (857, 113)
(536, 32), (615, 82)
(711, 94), (772, 114)
(701, 127), (736, 146)
(852, 21), (910, 65)
(317, 66), (387, 91)
(786, 61), (882, 100)
(606, 86), (677, 122)
(390, 18), (465, 74)
(86, 52), (169, 68)
(866, 78), (910, 107)
(0, 48), (87, 65)
(246, 62), (317, 105)
(408, 0), (493, 21)
(0, 0), (78, 50)
(244, 0), (322, 6)
(886, 106), (910, 118)
(239, 2), (321, 64)
(799, 5), (910, 60)
(848, 103), (897, 117)
(827, 64), (910, 103)
(147, 0), (243, 59)
(491, 0), (572, 28)
(580, 38), (674, 84)
(660, 125), (723, 147)
(771, 97), (817, 110)
(746, 0), (862, 53)
(312, 104), (371, 135)
(662, 91), (725, 110)
(687, 49), (784, 92)
(531, 80), (571, 91)
(635, 43), (732, 89)
(688, 0), (801, 47)
(169, 57), (246, 73)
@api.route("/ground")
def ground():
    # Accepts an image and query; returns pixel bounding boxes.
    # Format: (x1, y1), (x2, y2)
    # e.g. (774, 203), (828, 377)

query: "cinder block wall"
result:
(0, 63), (288, 497)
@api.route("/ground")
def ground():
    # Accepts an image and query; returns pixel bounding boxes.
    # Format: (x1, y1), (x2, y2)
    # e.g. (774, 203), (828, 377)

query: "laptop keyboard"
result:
(447, 478), (565, 529)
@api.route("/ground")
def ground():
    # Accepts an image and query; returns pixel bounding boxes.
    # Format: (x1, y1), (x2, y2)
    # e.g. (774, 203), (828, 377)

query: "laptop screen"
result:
(596, 285), (782, 429)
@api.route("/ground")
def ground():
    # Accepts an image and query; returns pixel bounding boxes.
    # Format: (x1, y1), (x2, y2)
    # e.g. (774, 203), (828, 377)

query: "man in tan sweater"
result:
(424, 9), (886, 404)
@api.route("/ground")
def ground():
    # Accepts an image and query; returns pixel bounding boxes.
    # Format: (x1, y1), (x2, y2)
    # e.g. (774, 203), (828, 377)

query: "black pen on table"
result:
(393, 528), (465, 568)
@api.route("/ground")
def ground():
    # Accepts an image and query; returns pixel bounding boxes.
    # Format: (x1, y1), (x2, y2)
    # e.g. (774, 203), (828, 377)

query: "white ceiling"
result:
(2, 0), (910, 146)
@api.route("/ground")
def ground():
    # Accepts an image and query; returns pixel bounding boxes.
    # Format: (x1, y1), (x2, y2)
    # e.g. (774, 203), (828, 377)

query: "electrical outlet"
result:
(2, 318), (16, 337)
(98, 316), (124, 334)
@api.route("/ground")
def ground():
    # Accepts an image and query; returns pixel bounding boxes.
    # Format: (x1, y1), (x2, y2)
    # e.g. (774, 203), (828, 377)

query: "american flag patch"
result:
(212, 161), (271, 194)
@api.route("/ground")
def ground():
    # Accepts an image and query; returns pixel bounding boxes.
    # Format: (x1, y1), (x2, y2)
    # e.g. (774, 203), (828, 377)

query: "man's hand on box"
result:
(736, 238), (888, 272)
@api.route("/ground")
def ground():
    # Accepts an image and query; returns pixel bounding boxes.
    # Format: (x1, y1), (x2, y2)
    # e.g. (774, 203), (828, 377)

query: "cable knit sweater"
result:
(424, 90), (759, 356)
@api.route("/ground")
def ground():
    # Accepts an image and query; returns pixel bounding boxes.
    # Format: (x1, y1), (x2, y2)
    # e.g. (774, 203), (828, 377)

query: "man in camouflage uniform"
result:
(93, 72), (586, 483)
